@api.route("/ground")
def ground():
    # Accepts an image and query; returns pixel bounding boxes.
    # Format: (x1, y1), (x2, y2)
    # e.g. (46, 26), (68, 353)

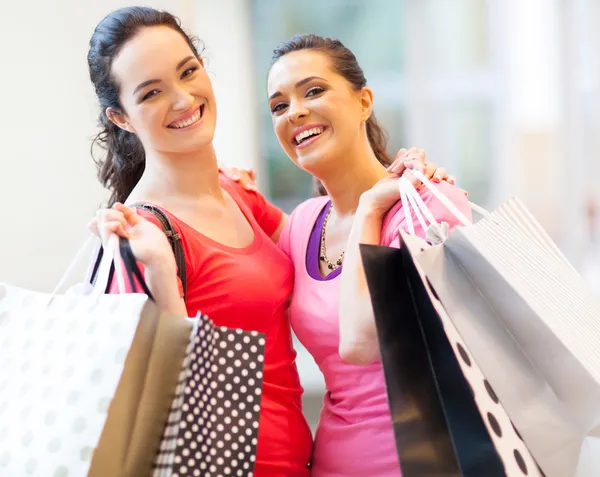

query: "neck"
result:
(319, 139), (388, 217)
(130, 144), (224, 205)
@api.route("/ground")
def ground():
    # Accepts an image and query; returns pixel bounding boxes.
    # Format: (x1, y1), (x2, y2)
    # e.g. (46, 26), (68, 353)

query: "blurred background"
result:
(1, 0), (599, 430)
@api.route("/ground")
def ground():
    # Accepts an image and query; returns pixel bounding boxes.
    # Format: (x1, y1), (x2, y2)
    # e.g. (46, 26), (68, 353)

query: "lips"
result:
(167, 104), (205, 129)
(291, 124), (328, 147)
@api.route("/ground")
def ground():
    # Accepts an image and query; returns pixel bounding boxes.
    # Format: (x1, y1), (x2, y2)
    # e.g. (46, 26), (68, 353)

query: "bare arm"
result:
(338, 200), (386, 365)
(338, 149), (461, 365)
(144, 261), (188, 317)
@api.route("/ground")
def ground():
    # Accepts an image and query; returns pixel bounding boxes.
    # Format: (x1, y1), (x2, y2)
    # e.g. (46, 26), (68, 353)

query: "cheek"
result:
(273, 119), (289, 146)
(318, 92), (358, 123)
(137, 104), (167, 134)
(127, 104), (169, 149)
(272, 117), (300, 161)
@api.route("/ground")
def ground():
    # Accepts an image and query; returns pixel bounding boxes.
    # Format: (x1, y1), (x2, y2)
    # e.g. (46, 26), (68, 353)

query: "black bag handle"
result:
(119, 238), (154, 301)
(89, 203), (187, 301)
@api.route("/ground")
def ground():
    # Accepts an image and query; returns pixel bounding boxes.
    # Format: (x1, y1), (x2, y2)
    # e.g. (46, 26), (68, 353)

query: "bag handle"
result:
(89, 203), (187, 301)
(410, 169), (489, 221)
(398, 171), (490, 237)
(49, 234), (127, 306)
(399, 177), (444, 236)
(119, 238), (154, 301)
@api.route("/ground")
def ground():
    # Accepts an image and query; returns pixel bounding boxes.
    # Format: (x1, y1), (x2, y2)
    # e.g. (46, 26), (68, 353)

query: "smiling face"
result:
(108, 26), (217, 155)
(267, 50), (373, 176)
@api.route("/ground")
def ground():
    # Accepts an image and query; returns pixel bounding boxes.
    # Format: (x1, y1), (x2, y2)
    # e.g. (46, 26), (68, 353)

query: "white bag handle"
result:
(399, 169), (490, 236)
(48, 234), (126, 305)
(400, 176), (452, 239)
(399, 177), (416, 235)
(399, 177), (426, 233)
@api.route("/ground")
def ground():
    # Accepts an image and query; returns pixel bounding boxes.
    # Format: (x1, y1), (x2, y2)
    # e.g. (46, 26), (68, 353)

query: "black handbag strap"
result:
(89, 203), (187, 301)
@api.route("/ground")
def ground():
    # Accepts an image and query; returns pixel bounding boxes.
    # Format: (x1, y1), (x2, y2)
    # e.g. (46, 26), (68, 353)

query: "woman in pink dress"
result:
(268, 34), (472, 476)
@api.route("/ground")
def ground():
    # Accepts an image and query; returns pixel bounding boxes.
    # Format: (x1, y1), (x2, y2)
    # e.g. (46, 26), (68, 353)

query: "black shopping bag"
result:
(360, 240), (541, 477)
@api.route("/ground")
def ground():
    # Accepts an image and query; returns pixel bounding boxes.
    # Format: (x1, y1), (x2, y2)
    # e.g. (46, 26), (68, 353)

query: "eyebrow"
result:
(268, 76), (327, 101)
(132, 55), (197, 95)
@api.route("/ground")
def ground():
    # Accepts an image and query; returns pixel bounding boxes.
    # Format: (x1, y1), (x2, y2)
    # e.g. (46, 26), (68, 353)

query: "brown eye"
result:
(271, 103), (287, 114)
(182, 66), (198, 79)
(306, 86), (325, 97)
(142, 89), (159, 101)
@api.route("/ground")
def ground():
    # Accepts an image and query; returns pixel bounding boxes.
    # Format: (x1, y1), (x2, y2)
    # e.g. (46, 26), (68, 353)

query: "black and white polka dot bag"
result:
(152, 314), (266, 477)
(361, 238), (544, 477)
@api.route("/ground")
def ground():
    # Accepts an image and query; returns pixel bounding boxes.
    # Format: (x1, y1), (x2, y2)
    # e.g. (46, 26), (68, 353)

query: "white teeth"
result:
(295, 127), (324, 144)
(171, 107), (202, 129)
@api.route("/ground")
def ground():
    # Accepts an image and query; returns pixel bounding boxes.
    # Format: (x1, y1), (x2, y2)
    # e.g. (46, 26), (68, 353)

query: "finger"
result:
(246, 169), (257, 181)
(239, 172), (257, 191)
(88, 218), (100, 237)
(221, 166), (239, 181)
(393, 152), (408, 167)
(113, 203), (145, 227)
(448, 175), (456, 185)
(99, 208), (127, 233)
(388, 159), (407, 175)
(423, 161), (437, 180)
(404, 169), (422, 189)
(404, 158), (425, 173)
(406, 149), (425, 166)
(433, 167), (447, 183)
(393, 148), (408, 160)
(388, 150), (411, 173)
(98, 208), (128, 231)
(100, 220), (129, 240)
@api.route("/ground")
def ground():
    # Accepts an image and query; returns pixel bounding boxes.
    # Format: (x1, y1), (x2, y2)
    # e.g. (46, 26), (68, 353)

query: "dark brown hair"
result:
(271, 34), (392, 196)
(88, 6), (202, 205)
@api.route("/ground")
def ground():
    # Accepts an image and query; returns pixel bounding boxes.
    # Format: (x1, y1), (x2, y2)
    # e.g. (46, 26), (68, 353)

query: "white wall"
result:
(0, 1), (196, 291)
(193, 0), (262, 180)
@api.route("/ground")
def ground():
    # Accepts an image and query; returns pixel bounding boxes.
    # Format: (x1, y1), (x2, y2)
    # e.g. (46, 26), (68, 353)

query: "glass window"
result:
(423, 0), (490, 73)
(251, 0), (497, 210)
(251, 0), (407, 212)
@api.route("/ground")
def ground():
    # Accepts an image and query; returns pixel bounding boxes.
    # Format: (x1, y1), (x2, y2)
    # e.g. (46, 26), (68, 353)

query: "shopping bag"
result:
(393, 170), (600, 477)
(151, 315), (266, 477)
(361, 240), (542, 476)
(90, 205), (268, 476)
(0, 236), (193, 477)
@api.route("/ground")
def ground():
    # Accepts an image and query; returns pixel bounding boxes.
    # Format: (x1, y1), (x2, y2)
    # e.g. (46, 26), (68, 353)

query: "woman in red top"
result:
(87, 6), (444, 476)
(86, 7), (312, 475)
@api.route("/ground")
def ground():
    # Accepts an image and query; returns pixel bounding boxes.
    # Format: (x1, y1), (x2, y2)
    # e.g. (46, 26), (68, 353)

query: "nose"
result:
(172, 86), (195, 111)
(287, 99), (309, 124)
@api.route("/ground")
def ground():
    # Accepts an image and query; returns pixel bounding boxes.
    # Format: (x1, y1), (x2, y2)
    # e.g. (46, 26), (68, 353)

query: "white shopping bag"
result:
(0, 236), (192, 477)
(396, 171), (600, 477)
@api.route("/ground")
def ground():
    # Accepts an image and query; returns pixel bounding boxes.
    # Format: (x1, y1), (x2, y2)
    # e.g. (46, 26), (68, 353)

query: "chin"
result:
(179, 125), (217, 151)
(295, 144), (337, 173)
(295, 153), (327, 176)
